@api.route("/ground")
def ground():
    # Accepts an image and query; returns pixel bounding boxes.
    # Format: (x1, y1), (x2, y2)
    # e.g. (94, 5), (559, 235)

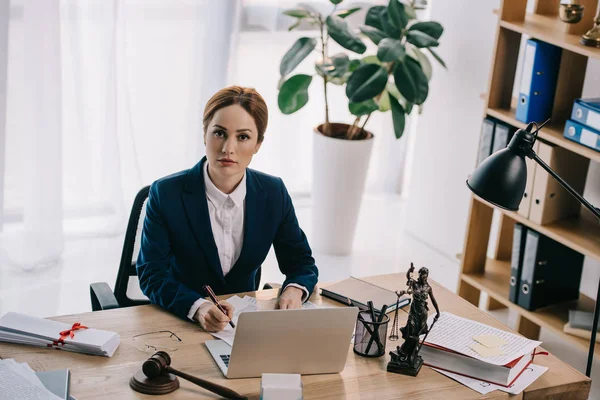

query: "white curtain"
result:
(0, 0), (414, 269)
(1, 0), (239, 269)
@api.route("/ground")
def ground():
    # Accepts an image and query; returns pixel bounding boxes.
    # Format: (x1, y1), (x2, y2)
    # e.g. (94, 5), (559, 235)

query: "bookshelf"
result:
(458, 0), (600, 361)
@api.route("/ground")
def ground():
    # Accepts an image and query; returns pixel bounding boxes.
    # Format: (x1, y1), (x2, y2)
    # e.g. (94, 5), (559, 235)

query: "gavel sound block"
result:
(130, 351), (247, 399)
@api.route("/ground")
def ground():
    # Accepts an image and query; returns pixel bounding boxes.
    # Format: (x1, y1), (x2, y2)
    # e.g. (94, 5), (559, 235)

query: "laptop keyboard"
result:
(220, 354), (230, 367)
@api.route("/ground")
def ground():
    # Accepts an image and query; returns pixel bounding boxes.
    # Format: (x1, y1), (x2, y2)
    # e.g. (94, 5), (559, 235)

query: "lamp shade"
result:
(466, 147), (528, 211)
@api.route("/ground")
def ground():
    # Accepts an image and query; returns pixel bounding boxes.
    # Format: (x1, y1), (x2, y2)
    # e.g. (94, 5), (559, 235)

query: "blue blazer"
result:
(136, 157), (319, 319)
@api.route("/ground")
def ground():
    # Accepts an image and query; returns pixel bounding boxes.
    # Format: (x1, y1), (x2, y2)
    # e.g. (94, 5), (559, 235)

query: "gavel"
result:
(140, 351), (247, 400)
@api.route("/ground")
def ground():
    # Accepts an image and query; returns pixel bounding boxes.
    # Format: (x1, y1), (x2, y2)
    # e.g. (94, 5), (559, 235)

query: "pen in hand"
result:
(202, 285), (236, 329)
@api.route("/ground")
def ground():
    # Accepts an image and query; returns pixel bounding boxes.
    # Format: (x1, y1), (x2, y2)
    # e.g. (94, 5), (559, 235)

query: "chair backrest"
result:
(113, 184), (263, 308)
(114, 185), (151, 308)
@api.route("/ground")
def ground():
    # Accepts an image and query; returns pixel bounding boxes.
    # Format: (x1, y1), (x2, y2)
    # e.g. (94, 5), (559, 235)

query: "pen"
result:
(202, 285), (235, 329)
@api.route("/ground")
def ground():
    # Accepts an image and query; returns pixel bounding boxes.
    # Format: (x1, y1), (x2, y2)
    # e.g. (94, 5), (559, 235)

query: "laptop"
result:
(205, 307), (359, 379)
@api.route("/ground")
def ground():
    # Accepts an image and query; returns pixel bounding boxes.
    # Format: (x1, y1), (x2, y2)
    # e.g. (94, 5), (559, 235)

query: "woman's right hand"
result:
(194, 301), (235, 332)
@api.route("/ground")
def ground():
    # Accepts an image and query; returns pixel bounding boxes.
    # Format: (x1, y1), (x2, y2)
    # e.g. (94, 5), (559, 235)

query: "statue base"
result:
(386, 352), (423, 377)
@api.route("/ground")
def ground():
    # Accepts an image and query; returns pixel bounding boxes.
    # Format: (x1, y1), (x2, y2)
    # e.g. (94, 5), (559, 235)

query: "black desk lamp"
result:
(466, 119), (600, 377)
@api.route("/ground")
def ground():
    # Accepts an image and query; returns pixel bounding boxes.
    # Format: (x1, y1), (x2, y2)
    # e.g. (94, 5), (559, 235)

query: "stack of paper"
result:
(421, 312), (547, 395)
(209, 295), (320, 346)
(0, 312), (119, 357)
(0, 359), (62, 400)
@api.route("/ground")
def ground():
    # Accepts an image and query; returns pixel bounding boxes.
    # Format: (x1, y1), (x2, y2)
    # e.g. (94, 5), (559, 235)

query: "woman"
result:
(137, 86), (319, 332)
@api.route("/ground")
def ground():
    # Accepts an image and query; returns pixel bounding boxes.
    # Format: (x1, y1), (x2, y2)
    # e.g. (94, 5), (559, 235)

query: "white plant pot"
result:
(311, 124), (375, 255)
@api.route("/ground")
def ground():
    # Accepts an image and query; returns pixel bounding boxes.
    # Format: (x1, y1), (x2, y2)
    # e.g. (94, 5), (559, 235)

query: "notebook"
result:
(320, 277), (410, 313)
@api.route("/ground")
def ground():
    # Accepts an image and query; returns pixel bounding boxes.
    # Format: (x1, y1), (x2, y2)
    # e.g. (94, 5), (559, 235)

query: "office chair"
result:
(89, 185), (273, 311)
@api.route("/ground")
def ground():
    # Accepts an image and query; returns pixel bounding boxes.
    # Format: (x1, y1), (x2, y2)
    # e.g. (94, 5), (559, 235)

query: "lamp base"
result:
(130, 369), (179, 395)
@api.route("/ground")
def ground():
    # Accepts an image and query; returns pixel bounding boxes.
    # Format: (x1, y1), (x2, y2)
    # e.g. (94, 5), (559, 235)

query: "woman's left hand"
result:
(277, 286), (304, 309)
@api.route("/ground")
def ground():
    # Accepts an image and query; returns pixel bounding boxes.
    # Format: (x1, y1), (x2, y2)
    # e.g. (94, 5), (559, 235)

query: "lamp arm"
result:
(531, 153), (600, 220)
(531, 152), (600, 377)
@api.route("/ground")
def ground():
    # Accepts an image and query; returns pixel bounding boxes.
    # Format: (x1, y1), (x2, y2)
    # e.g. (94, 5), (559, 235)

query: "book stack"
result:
(0, 312), (120, 357)
(564, 98), (600, 153)
(420, 312), (543, 388)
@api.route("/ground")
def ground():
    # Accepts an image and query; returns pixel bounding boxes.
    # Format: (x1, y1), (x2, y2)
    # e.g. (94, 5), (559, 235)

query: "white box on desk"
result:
(260, 373), (302, 400)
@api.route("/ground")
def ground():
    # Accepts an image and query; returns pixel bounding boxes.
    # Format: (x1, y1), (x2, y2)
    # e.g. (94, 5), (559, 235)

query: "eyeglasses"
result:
(132, 330), (182, 353)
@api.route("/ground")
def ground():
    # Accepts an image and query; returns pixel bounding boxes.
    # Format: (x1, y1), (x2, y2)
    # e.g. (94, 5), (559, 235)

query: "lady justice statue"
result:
(387, 263), (441, 376)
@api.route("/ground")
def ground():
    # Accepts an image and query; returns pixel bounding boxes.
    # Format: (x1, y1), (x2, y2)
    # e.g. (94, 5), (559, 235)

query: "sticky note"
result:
(470, 343), (504, 358)
(473, 334), (507, 349)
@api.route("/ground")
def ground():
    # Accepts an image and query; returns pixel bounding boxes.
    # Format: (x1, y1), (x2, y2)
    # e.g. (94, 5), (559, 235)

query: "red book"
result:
(421, 342), (535, 387)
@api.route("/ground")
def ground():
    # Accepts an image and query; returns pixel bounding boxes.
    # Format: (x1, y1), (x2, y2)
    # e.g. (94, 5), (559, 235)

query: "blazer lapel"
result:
(181, 157), (224, 281)
(231, 168), (266, 274)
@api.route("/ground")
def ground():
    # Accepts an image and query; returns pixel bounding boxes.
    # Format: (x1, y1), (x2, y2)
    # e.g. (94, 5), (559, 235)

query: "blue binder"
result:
(564, 119), (600, 152)
(571, 98), (600, 132)
(516, 39), (562, 123)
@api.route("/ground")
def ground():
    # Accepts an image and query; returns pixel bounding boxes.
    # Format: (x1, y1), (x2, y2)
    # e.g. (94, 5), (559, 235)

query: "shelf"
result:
(473, 194), (600, 261)
(500, 13), (600, 60)
(487, 106), (600, 164)
(461, 258), (599, 357)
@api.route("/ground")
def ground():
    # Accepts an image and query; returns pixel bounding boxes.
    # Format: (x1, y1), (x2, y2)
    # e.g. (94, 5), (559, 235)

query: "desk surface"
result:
(0, 274), (591, 399)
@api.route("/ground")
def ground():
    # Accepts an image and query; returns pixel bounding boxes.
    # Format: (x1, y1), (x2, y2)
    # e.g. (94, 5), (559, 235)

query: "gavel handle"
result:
(166, 366), (247, 400)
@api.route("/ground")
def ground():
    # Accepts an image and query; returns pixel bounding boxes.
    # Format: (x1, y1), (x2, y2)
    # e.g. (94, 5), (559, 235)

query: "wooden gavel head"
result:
(142, 351), (172, 379)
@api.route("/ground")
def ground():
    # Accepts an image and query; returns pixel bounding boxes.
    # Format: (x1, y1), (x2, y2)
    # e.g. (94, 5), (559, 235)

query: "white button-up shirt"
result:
(187, 162), (307, 321)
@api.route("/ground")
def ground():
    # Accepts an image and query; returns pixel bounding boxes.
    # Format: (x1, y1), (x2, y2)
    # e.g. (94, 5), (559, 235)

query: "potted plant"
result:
(278, 0), (445, 255)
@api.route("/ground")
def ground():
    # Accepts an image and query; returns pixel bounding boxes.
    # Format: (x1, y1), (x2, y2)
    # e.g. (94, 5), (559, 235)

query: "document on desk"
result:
(433, 364), (548, 395)
(208, 295), (320, 346)
(0, 359), (62, 400)
(423, 312), (541, 366)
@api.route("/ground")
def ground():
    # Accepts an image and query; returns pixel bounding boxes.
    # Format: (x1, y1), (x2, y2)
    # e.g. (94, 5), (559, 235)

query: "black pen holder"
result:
(353, 310), (389, 358)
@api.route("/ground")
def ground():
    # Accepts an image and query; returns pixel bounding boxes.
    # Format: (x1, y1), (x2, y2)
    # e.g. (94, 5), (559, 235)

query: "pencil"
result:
(202, 285), (235, 328)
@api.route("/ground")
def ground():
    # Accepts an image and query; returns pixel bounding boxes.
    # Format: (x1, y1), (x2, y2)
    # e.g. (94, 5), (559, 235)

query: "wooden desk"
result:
(0, 274), (591, 399)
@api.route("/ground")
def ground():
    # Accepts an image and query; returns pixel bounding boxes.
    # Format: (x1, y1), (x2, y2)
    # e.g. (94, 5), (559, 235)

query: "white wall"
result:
(404, 0), (499, 263)
(405, 0), (600, 299)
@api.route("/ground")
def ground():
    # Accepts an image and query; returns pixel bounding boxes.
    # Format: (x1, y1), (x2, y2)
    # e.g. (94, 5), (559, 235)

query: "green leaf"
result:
(381, 9), (401, 38)
(406, 31), (439, 48)
(278, 74), (313, 114)
(377, 38), (406, 62)
(336, 7), (361, 19)
(361, 55), (382, 65)
(404, 4), (417, 19)
(331, 53), (350, 75)
(365, 6), (386, 31)
(387, 81), (413, 114)
(378, 90), (391, 112)
(288, 20), (302, 31)
(348, 59), (362, 72)
(411, 48), (432, 81)
(388, 0), (409, 30)
(326, 15), (367, 54)
(349, 99), (379, 116)
(280, 37), (317, 77)
(386, 81), (401, 99)
(359, 25), (387, 45)
(408, 21), (444, 39)
(330, 0), (343, 4)
(283, 9), (312, 19)
(316, 53), (350, 78)
(346, 63), (388, 103)
(428, 48), (447, 69)
(390, 95), (406, 139)
(394, 57), (429, 104)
